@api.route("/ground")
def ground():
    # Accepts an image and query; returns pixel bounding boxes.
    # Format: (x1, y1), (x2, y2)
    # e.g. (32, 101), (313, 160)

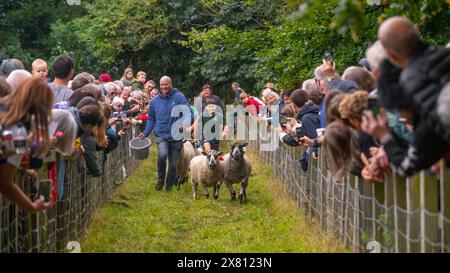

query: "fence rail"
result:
(0, 128), (139, 253)
(249, 139), (450, 253)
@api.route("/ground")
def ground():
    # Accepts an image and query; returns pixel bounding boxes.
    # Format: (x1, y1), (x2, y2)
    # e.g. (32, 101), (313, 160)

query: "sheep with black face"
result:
(222, 142), (252, 203)
(189, 150), (224, 200)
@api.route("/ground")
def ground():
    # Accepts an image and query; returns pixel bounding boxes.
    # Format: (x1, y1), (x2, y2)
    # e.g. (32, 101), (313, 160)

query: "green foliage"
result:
(0, 0), (79, 68)
(1, 0), (449, 95)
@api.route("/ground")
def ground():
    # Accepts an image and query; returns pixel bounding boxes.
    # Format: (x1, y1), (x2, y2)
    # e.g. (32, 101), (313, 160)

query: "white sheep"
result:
(176, 140), (200, 190)
(189, 150), (224, 200)
(222, 142), (252, 203)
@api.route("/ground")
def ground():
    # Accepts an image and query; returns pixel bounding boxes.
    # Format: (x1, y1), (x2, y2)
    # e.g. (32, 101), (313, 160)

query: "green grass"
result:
(79, 146), (345, 253)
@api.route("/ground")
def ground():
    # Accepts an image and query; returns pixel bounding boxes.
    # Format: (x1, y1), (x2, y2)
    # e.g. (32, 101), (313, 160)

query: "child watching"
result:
(31, 58), (48, 82)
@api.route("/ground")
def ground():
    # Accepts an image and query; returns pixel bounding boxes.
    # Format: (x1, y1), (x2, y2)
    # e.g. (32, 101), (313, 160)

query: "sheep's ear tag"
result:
(218, 156), (224, 161)
(242, 147), (247, 152)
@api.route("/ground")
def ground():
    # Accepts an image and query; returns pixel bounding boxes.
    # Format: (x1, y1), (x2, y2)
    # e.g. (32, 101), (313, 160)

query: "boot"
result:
(155, 179), (164, 191)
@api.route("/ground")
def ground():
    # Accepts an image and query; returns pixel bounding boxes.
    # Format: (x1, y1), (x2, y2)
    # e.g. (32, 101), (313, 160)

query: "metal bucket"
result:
(129, 137), (152, 160)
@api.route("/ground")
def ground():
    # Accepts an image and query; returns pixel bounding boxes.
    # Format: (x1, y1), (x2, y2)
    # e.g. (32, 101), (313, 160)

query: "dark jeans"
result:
(155, 137), (183, 190)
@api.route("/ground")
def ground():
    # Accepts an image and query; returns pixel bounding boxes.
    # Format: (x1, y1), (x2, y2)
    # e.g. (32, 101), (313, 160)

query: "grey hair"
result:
(365, 40), (387, 71)
(6, 69), (32, 93)
(51, 109), (77, 156)
(104, 82), (119, 95)
(314, 66), (326, 80)
(130, 91), (142, 99)
(113, 80), (124, 90)
(265, 89), (280, 102)
(302, 79), (319, 93)
(438, 83), (450, 126)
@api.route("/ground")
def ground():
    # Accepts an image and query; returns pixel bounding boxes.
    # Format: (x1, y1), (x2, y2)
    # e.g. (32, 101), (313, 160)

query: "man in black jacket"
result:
(362, 17), (450, 177)
(379, 16), (450, 141)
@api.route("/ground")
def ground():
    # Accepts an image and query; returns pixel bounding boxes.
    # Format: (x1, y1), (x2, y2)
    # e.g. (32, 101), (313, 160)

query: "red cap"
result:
(99, 73), (112, 83)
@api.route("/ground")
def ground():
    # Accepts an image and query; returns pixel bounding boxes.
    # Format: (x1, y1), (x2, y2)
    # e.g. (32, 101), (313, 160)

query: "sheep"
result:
(222, 142), (252, 203)
(189, 150), (224, 200)
(176, 140), (200, 190)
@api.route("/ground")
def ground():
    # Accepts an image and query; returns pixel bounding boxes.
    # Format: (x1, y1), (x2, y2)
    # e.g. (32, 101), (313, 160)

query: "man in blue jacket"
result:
(139, 76), (191, 191)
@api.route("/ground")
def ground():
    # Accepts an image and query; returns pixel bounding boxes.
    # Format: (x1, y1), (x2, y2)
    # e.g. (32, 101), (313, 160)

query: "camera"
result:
(368, 97), (379, 117)
(1, 124), (28, 157)
(38, 179), (52, 202)
(295, 126), (305, 139)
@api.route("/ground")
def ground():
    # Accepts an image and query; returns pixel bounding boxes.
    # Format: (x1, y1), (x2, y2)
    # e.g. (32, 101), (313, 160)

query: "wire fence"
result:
(249, 138), (450, 253)
(0, 127), (140, 253)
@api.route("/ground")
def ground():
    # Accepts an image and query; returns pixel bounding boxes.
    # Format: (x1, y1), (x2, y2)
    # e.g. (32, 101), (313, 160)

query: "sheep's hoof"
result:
(231, 193), (236, 201)
(205, 194), (209, 199)
(214, 194), (219, 200)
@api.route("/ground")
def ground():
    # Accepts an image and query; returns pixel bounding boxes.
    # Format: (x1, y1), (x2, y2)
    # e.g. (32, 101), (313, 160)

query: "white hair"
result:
(112, 96), (124, 106)
(438, 83), (450, 126)
(104, 82), (119, 95)
(263, 89), (280, 103)
(6, 69), (32, 93)
(366, 40), (387, 71)
(261, 88), (273, 98)
(302, 79), (318, 93)
(130, 91), (142, 99)
(113, 80), (124, 90)
(314, 66), (326, 80)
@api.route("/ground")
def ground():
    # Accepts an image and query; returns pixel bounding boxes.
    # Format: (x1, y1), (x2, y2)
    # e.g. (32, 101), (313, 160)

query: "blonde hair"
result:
(122, 67), (133, 79)
(338, 91), (368, 121)
(31, 58), (47, 71)
(136, 71), (146, 78)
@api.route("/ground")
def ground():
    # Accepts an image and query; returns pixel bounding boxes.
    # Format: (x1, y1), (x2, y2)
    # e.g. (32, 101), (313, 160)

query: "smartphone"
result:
(371, 105), (380, 117)
(324, 51), (334, 64)
(368, 97), (379, 117)
(38, 179), (52, 202)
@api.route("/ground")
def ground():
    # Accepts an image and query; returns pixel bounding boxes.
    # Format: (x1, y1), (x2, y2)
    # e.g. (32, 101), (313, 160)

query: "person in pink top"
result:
(239, 91), (263, 116)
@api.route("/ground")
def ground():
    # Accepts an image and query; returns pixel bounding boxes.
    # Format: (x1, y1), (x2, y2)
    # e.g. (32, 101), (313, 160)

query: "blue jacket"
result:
(143, 87), (190, 141)
(297, 102), (321, 140)
(297, 102), (321, 172)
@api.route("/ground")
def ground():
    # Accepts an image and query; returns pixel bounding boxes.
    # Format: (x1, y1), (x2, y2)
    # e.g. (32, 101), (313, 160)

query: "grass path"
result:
(80, 146), (345, 252)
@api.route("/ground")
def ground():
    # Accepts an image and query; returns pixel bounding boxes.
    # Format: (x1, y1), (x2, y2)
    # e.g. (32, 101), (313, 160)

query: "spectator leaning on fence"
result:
(362, 16), (450, 177)
(0, 77), (53, 212)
